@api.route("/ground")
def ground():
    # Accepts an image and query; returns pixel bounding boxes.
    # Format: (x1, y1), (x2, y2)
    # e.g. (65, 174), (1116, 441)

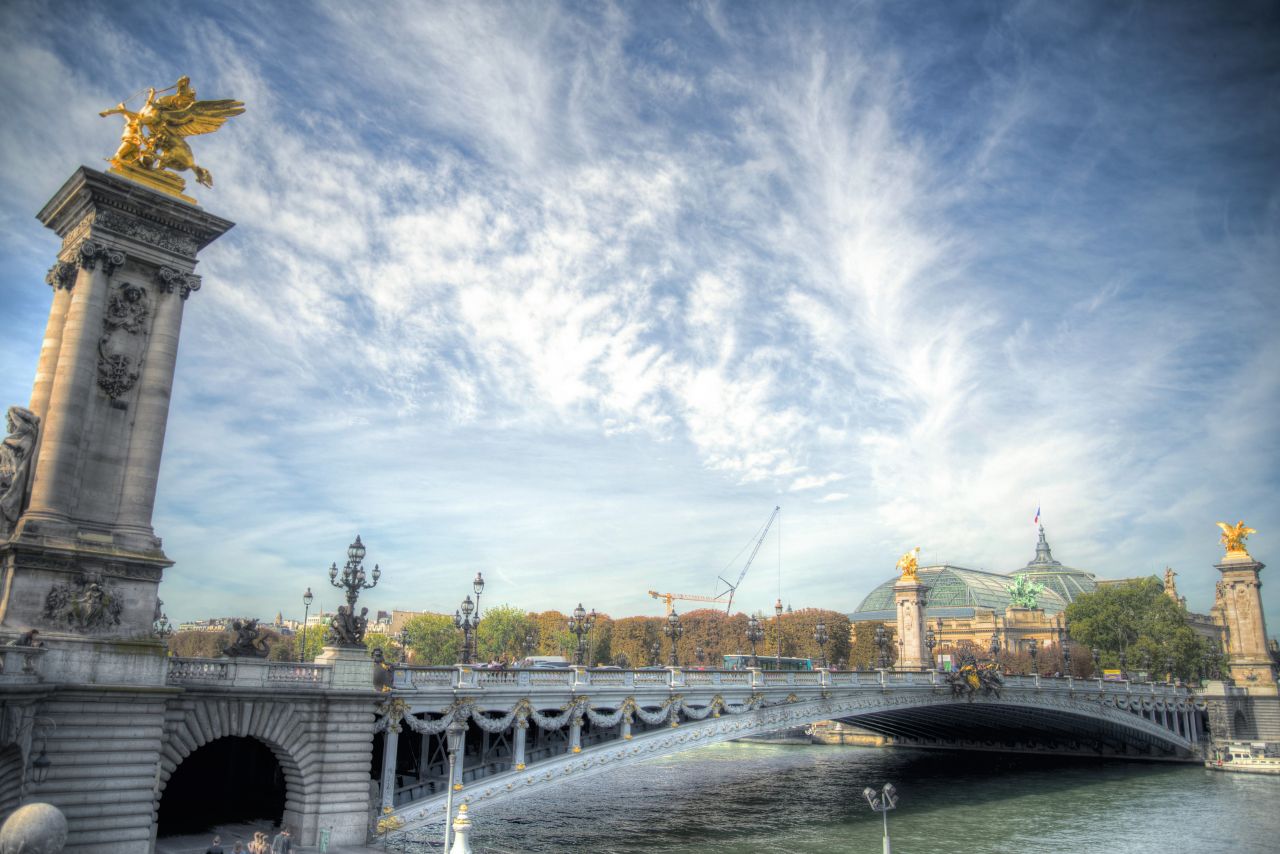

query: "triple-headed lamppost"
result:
(568, 603), (595, 666)
(328, 535), (380, 647)
(924, 625), (936, 671)
(453, 571), (486, 664)
(664, 610), (683, 667)
(746, 614), (764, 668)
(875, 625), (890, 669)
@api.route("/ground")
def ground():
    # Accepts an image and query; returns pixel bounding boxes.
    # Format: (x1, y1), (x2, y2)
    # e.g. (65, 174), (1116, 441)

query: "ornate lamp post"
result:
(472, 572), (485, 616)
(454, 595), (478, 664)
(1028, 638), (1039, 675)
(1092, 647), (1102, 679)
(695, 645), (706, 667)
(863, 782), (899, 854)
(1118, 649), (1128, 681)
(924, 626), (936, 671)
(746, 615), (763, 668)
(522, 630), (536, 661)
(664, 610), (684, 667)
(989, 632), (1001, 667)
(567, 603), (594, 666)
(649, 640), (661, 667)
(300, 587), (314, 663)
(398, 628), (410, 663)
(814, 619), (829, 669)
(774, 597), (784, 665)
(326, 535), (380, 647)
(875, 625), (890, 670)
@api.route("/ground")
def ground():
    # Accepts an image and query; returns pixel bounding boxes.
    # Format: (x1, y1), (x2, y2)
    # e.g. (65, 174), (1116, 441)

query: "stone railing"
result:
(0, 645), (46, 684)
(388, 664), (1196, 700)
(167, 656), (333, 689)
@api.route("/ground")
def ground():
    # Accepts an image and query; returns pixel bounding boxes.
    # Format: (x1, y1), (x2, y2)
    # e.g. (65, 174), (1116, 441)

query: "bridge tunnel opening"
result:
(158, 736), (286, 837)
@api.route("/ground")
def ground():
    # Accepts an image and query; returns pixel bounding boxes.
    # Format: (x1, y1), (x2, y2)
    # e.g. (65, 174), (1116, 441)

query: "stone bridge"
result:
(367, 664), (1202, 833)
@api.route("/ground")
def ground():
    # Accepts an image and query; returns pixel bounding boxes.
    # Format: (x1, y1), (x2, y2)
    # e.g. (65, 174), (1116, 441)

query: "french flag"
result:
(1033, 505), (1040, 525)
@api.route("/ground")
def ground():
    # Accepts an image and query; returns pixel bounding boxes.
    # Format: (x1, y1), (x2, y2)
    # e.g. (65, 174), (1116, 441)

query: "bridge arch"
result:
(156, 699), (317, 838)
(389, 686), (1197, 829)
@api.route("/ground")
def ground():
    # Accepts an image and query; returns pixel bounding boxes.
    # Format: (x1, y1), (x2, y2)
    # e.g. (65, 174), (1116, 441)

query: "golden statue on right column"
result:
(1217, 521), (1257, 560)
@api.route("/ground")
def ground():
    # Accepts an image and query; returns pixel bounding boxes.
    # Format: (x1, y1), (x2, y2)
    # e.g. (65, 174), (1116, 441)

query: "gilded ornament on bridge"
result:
(99, 76), (245, 203)
(1216, 521), (1256, 560)
(896, 547), (920, 581)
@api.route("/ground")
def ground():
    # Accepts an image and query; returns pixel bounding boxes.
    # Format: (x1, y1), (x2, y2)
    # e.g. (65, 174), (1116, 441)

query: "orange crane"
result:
(647, 505), (782, 616)
(647, 590), (721, 616)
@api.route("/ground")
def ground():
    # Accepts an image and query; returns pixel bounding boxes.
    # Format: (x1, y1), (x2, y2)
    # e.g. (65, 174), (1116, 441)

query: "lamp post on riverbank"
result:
(863, 782), (898, 854)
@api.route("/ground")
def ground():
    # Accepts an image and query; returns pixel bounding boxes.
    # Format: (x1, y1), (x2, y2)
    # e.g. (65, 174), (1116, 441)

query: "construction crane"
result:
(647, 506), (782, 616)
(715, 505), (781, 614)
(647, 590), (721, 616)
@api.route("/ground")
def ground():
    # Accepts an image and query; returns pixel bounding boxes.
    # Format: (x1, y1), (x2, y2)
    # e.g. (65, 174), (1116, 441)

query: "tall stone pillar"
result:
(513, 714), (528, 770)
(380, 727), (399, 810)
(0, 167), (232, 854)
(893, 548), (929, 671)
(0, 167), (232, 668)
(1215, 532), (1277, 696)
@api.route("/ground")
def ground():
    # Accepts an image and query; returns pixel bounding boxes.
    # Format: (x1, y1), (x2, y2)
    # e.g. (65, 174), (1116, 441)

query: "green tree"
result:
(403, 613), (462, 665)
(475, 604), (534, 662)
(1066, 577), (1211, 680)
(849, 622), (897, 669)
(529, 610), (576, 659)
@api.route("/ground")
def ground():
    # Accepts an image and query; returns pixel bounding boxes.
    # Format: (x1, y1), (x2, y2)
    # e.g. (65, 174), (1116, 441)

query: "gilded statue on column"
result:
(896, 547), (921, 581)
(99, 76), (244, 202)
(1217, 521), (1256, 559)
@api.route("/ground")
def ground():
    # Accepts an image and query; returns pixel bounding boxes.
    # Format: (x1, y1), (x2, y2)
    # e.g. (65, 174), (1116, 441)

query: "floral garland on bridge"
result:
(381, 692), (769, 736)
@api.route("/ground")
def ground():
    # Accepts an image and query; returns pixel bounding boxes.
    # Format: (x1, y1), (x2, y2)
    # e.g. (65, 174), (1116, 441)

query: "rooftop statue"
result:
(99, 76), (244, 201)
(896, 547), (920, 582)
(1217, 521), (1256, 559)
(1006, 573), (1046, 609)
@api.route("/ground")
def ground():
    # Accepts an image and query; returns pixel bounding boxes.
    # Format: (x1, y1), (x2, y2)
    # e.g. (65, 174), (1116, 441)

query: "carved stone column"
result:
(380, 726), (399, 810)
(0, 167), (232, 655)
(1217, 552), (1278, 696)
(568, 709), (583, 753)
(512, 713), (528, 770)
(894, 578), (929, 670)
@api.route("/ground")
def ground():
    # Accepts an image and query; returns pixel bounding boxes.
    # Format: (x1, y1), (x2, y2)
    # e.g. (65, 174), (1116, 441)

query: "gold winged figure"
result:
(1217, 521), (1256, 558)
(896, 547), (921, 581)
(100, 76), (244, 201)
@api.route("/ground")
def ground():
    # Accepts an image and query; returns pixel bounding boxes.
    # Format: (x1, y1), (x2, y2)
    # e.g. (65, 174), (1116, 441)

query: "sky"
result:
(1, 0), (1277, 631)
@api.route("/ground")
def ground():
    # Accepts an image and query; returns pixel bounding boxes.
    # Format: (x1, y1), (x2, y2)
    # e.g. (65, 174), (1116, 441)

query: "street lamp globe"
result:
(303, 587), (314, 608)
(328, 562), (339, 582)
(348, 535), (366, 564)
(473, 572), (485, 596)
(460, 595), (474, 618)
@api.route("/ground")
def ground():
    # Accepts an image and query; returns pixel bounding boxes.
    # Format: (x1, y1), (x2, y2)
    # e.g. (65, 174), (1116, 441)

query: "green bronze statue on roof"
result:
(1006, 574), (1047, 609)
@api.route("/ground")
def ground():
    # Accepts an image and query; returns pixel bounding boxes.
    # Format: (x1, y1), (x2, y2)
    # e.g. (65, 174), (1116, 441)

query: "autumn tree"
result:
(849, 622), (897, 670)
(402, 613), (462, 665)
(168, 630), (226, 658)
(475, 604), (535, 662)
(1066, 577), (1211, 680)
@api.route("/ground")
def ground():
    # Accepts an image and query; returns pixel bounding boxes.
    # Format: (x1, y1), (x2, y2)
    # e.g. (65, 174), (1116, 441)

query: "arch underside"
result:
(156, 699), (315, 830)
(391, 690), (1194, 829)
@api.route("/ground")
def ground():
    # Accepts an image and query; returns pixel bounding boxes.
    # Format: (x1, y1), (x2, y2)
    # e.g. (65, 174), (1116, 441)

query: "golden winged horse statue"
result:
(1217, 521), (1256, 558)
(100, 76), (244, 199)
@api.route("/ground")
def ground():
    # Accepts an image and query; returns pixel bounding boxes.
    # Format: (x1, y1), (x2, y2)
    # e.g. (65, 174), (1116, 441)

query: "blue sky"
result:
(1, 0), (1277, 630)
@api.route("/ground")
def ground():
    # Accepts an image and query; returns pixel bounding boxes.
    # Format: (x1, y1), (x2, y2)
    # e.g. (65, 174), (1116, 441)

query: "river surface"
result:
(449, 743), (1278, 853)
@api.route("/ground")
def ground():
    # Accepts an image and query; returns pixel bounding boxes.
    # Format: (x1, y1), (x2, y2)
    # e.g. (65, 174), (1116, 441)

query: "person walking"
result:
(205, 836), (224, 854)
(248, 831), (266, 854)
(269, 827), (292, 854)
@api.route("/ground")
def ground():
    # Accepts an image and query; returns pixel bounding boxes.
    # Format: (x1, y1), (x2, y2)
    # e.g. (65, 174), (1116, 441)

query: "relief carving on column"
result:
(44, 261), (76, 290)
(155, 265), (202, 299)
(0, 406), (41, 526)
(96, 281), (151, 399)
(42, 571), (124, 632)
(76, 240), (127, 276)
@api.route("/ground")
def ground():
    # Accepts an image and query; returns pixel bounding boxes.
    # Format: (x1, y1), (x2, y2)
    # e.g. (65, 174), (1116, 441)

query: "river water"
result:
(455, 743), (1278, 853)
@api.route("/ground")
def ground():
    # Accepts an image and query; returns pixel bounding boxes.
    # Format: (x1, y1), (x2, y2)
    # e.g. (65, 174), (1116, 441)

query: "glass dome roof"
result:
(851, 564), (1069, 617)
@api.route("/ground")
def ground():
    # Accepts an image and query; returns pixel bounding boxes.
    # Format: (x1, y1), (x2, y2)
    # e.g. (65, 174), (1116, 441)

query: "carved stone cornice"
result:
(44, 261), (76, 291)
(37, 167), (235, 260)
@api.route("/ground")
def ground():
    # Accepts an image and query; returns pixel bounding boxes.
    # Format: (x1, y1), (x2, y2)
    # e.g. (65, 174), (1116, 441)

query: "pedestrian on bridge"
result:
(270, 828), (292, 854)
(205, 836), (223, 854)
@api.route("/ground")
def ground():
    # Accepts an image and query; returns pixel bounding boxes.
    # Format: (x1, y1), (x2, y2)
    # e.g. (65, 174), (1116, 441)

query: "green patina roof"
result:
(850, 527), (1104, 620)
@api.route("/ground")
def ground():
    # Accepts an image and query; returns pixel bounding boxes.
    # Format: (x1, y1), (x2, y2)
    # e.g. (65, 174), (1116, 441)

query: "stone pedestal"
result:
(1216, 554), (1278, 695)
(316, 646), (375, 691)
(894, 579), (929, 670)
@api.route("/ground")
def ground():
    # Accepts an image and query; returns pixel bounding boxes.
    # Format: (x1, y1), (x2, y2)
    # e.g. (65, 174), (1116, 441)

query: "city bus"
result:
(722, 654), (814, 671)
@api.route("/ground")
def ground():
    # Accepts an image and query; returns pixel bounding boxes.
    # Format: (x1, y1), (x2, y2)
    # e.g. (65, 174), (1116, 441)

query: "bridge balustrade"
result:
(166, 656), (333, 689)
(0, 645), (45, 684)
